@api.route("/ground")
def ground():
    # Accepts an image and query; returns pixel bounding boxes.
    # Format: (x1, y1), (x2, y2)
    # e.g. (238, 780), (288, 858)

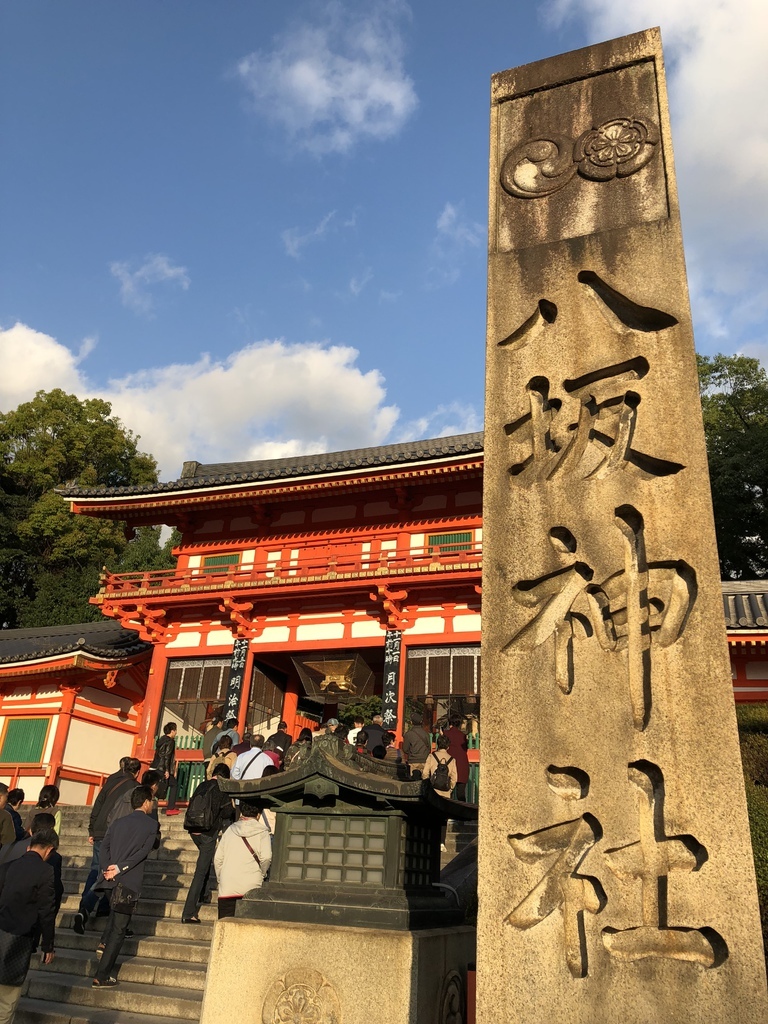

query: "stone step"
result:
(52, 930), (213, 964)
(62, 849), (200, 870)
(60, 880), (197, 903)
(58, 911), (214, 941)
(58, 895), (218, 922)
(23, 972), (203, 1021)
(35, 948), (207, 991)
(63, 860), (199, 884)
(15, 997), (193, 1024)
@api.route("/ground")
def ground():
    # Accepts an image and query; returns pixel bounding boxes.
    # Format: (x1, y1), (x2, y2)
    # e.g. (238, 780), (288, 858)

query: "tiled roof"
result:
(0, 620), (151, 665)
(722, 581), (768, 629)
(57, 432), (485, 499)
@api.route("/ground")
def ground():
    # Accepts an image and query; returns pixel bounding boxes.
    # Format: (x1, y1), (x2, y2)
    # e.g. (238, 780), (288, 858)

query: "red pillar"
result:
(281, 674), (301, 741)
(48, 685), (78, 785)
(137, 645), (169, 764)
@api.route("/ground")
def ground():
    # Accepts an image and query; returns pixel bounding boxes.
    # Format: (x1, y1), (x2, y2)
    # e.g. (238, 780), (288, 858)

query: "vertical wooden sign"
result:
(381, 630), (402, 733)
(478, 28), (768, 1024)
(223, 637), (249, 723)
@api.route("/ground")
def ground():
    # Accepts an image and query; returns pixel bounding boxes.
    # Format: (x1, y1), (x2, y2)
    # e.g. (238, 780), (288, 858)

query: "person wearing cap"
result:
(401, 713), (432, 777)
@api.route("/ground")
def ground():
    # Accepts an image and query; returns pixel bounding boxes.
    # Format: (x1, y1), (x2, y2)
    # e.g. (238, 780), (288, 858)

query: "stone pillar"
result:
(479, 27), (768, 1024)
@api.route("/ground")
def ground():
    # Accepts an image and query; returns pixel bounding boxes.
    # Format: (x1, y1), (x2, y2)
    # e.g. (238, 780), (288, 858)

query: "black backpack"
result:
(184, 781), (218, 831)
(431, 755), (454, 792)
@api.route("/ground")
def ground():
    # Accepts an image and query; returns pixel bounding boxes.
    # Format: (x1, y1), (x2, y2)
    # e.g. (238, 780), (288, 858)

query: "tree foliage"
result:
(0, 389), (172, 628)
(698, 354), (768, 579)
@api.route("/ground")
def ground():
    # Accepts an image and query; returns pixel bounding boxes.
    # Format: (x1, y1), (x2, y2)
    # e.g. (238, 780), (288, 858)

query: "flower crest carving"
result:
(262, 968), (341, 1024)
(500, 116), (658, 199)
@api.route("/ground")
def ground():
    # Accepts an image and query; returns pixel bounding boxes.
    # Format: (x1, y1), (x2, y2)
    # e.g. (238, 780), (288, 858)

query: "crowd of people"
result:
(0, 709), (471, 1013)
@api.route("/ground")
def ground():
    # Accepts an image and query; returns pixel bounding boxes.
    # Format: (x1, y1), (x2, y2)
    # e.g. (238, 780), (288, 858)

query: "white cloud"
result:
(544, 0), (768, 355)
(428, 201), (485, 287)
(282, 211), (336, 258)
(396, 401), (482, 443)
(235, 1), (418, 155)
(0, 322), (399, 480)
(110, 253), (190, 315)
(349, 268), (373, 296)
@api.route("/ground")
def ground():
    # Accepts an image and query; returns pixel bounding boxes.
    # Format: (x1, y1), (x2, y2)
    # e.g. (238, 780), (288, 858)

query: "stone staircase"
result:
(14, 806), (478, 1023)
(17, 806), (212, 1024)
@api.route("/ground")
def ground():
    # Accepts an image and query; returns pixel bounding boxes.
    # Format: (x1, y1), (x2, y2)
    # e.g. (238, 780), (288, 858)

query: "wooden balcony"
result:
(95, 540), (483, 602)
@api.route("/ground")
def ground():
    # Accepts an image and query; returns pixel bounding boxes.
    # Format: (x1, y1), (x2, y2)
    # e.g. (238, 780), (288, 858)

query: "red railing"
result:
(97, 539), (483, 598)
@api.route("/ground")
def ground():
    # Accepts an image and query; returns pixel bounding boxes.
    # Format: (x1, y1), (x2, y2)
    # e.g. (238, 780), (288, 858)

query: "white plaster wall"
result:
(207, 630), (235, 647)
(63, 719), (133, 775)
(42, 718), (57, 764)
(58, 779), (91, 805)
(255, 627), (291, 644)
(454, 614), (482, 632)
(350, 620), (383, 639)
(746, 662), (768, 679)
(312, 506), (356, 523)
(455, 491), (482, 507)
(80, 688), (133, 716)
(167, 631), (202, 648)
(296, 622), (346, 641)
(408, 617), (446, 635)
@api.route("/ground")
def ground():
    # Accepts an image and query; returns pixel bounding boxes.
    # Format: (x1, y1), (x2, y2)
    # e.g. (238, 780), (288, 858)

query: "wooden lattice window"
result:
(426, 531), (473, 555)
(0, 718), (50, 764)
(405, 646), (480, 696)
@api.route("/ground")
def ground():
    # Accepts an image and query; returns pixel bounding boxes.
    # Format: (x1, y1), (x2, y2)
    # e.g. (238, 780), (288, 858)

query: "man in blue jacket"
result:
(91, 785), (159, 988)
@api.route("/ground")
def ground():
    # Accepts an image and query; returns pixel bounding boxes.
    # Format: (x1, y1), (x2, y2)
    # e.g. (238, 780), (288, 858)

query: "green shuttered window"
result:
(0, 718), (50, 764)
(202, 553), (241, 569)
(426, 531), (473, 554)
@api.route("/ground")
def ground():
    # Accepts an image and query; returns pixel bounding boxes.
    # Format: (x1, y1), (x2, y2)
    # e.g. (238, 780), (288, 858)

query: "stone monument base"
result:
(199, 918), (475, 1024)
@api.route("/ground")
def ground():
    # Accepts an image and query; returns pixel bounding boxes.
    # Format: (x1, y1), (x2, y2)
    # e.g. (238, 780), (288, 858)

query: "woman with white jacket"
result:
(213, 800), (272, 918)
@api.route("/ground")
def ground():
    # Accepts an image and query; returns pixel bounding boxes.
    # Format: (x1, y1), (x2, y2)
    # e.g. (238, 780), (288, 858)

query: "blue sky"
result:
(2, 0), (766, 478)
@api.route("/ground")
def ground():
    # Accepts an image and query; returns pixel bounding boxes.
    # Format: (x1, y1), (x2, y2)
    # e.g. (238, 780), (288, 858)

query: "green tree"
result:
(698, 354), (768, 579)
(0, 389), (165, 627)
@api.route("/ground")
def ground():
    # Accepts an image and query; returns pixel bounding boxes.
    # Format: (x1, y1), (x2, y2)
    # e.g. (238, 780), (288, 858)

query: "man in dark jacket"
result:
(267, 721), (292, 761)
(91, 785), (159, 987)
(180, 764), (235, 924)
(0, 826), (58, 1020)
(73, 757), (141, 933)
(401, 714), (432, 776)
(364, 715), (386, 752)
(0, 813), (64, 911)
(151, 722), (179, 815)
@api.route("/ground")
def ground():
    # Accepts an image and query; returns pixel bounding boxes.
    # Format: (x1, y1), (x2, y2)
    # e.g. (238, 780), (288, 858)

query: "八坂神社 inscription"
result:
(479, 28), (768, 1024)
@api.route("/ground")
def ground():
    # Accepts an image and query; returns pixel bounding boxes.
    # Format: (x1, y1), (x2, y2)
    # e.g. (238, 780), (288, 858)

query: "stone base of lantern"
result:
(199, 918), (475, 1024)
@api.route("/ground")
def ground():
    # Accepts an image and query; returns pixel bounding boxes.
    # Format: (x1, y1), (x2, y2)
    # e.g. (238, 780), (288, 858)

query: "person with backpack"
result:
(181, 764), (235, 925)
(213, 799), (271, 918)
(424, 735), (458, 798)
(205, 735), (237, 780)
(425, 735), (458, 853)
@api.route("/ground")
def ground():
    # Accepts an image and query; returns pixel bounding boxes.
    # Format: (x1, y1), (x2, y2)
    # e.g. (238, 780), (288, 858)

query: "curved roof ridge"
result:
(58, 430), (485, 499)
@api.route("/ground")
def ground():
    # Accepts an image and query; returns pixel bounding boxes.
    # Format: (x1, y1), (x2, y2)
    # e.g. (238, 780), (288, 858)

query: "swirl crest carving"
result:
(439, 970), (465, 1024)
(500, 116), (659, 199)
